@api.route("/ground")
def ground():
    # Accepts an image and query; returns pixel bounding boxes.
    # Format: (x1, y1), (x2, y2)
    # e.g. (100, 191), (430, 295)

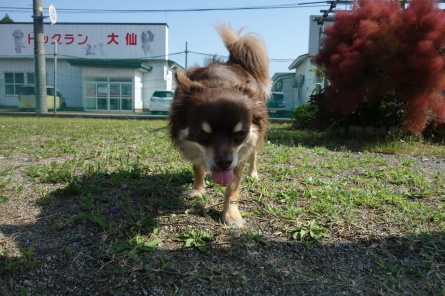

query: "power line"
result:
(0, 3), (328, 15)
(0, 51), (297, 63)
(189, 51), (294, 62)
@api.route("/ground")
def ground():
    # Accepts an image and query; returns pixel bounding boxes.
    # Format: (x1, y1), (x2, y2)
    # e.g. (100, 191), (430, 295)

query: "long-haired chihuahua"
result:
(168, 24), (271, 228)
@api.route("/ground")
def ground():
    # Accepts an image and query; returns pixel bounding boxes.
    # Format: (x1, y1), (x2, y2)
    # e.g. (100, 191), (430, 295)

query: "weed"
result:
(159, 257), (175, 269)
(111, 235), (162, 257)
(286, 221), (328, 244)
(0, 177), (11, 203)
(5, 245), (36, 272)
(186, 268), (211, 283)
(6, 257), (23, 272)
(65, 247), (73, 256)
(20, 286), (28, 296)
(104, 217), (161, 273)
(243, 231), (268, 246)
(177, 229), (213, 251)
(18, 245), (36, 268)
(26, 161), (76, 184)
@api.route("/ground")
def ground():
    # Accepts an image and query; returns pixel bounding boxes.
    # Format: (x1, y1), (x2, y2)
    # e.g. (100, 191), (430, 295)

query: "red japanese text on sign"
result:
(25, 32), (139, 46)
(125, 33), (137, 45)
(107, 33), (119, 45)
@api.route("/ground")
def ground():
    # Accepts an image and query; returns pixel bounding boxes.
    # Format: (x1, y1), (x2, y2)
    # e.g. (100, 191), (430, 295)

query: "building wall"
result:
(308, 16), (334, 55)
(294, 60), (318, 106)
(0, 23), (177, 110)
(308, 17), (322, 55)
(46, 60), (82, 109)
(270, 16), (332, 110)
(1, 23), (168, 59)
(135, 71), (144, 111)
(78, 60), (172, 111)
(0, 59), (34, 106)
(279, 15), (330, 107)
(281, 77), (296, 110)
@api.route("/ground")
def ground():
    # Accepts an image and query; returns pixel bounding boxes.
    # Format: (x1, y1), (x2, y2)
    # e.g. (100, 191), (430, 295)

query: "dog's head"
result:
(141, 30), (154, 42)
(12, 29), (24, 40)
(170, 70), (265, 184)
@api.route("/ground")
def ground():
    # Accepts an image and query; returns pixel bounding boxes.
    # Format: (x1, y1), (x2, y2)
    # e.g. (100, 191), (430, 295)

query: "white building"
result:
(0, 22), (182, 112)
(288, 54), (318, 106)
(308, 15), (335, 56)
(272, 15), (334, 110)
(272, 72), (296, 110)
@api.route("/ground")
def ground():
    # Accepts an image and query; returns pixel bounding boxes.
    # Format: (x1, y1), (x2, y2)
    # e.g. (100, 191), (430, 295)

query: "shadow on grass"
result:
(267, 123), (407, 152)
(1, 168), (444, 295)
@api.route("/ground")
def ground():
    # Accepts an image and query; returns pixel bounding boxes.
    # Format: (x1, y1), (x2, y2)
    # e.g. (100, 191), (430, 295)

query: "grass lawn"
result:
(0, 116), (444, 295)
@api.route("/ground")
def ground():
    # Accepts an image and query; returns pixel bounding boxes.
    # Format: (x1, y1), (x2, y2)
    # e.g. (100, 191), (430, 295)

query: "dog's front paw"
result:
(182, 188), (205, 198)
(222, 204), (245, 228)
(248, 171), (259, 179)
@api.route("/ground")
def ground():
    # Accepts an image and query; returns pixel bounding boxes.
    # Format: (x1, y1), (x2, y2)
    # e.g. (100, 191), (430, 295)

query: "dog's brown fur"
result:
(168, 24), (271, 228)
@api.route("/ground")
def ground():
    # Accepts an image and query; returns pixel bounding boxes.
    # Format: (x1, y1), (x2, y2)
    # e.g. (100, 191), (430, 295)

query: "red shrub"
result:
(314, 0), (445, 134)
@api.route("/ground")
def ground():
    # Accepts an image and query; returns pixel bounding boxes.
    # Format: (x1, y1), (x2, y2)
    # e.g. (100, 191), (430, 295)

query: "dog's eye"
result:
(235, 131), (246, 138)
(195, 128), (208, 137)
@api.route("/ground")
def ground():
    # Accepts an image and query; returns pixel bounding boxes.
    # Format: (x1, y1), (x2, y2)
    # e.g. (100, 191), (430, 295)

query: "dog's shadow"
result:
(0, 166), (229, 256)
(46, 168), (196, 218)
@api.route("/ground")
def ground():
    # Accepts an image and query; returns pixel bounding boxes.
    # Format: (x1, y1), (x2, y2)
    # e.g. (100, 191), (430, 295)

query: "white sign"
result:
(48, 4), (57, 25)
(0, 23), (168, 59)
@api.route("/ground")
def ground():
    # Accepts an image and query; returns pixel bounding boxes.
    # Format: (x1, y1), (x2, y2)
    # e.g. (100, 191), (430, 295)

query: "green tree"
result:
(1, 14), (14, 23)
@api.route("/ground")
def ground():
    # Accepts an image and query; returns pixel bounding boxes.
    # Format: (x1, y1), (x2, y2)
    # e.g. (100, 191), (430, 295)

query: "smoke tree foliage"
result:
(314, 0), (445, 134)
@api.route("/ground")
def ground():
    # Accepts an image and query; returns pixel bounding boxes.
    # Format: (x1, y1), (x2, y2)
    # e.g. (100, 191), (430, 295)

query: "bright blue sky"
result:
(3, 0), (349, 75)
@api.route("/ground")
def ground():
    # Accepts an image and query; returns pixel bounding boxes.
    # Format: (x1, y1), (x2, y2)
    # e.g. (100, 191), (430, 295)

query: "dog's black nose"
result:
(215, 155), (233, 170)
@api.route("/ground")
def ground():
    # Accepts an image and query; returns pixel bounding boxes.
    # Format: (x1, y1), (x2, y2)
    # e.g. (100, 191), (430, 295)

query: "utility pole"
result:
(318, 0), (340, 25)
(314, 0), (341, 90)
(33, 0), (47, 114)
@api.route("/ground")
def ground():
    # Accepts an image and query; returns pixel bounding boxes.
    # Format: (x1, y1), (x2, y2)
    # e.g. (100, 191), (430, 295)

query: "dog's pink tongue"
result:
(211, 169), (234, 185)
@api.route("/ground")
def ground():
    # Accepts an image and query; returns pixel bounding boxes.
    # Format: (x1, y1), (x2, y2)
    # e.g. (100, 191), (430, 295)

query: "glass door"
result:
(109, 84), (120, 110)
(121, 84), (132, 110)
(84, 78), (133, 111)
(97, 83), (108, 110)
(85, 83), (97, 109)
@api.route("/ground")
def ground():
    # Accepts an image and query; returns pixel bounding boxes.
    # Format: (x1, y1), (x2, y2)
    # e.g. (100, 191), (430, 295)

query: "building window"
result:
(4, 72), (35, 95)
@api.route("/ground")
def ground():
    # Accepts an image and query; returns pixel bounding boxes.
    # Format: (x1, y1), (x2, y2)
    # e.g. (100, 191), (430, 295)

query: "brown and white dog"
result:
(168, 24), (271, 228)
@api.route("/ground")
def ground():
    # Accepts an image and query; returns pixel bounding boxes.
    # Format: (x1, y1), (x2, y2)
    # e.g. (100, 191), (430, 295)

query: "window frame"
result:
(4, 72), (35, 95)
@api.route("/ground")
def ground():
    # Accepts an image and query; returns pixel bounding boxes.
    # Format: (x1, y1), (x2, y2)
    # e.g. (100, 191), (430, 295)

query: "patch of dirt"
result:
(0, 152), (444, 296)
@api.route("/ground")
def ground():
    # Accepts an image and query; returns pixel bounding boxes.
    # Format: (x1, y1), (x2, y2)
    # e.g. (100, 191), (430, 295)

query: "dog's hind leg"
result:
(183, 164), (206, 197)
(222, 160), (246, 228)
(247, 149), (259, 179)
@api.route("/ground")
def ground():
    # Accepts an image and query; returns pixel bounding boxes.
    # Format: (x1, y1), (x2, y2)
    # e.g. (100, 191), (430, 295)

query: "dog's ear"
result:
(169, 69), (205, 140)
(175, 69), (205, 97)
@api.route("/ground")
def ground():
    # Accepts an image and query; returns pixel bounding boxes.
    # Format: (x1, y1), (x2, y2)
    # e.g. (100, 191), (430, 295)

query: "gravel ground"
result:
(0, 151), (444, 296)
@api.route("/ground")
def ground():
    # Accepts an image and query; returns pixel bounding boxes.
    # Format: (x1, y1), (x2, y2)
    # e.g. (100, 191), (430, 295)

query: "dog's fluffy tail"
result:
(217, 23), (272, 99)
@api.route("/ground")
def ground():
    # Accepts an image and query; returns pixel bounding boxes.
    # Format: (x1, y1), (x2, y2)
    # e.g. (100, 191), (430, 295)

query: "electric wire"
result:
(0, 2), (330, 15)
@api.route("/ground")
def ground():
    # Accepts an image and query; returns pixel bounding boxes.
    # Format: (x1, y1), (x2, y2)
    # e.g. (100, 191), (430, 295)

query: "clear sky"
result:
(2, 0), (350, 76)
